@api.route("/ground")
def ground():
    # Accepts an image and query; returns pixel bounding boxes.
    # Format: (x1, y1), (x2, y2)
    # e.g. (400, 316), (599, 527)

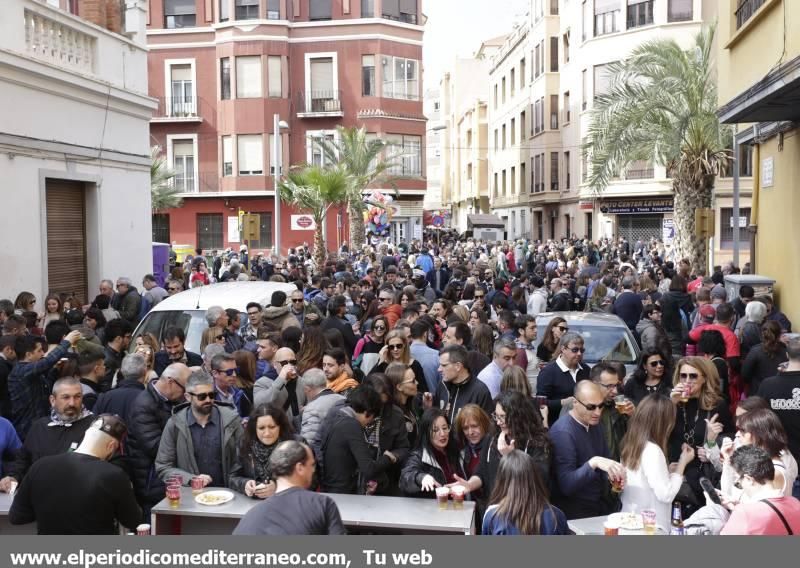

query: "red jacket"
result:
(689, 323), (741, 357)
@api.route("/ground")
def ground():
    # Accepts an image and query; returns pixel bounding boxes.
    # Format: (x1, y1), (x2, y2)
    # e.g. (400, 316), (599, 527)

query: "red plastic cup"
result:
(136, 523), (151, 536)
(166, 484), (181, 508)
(191, 476), (204, 494)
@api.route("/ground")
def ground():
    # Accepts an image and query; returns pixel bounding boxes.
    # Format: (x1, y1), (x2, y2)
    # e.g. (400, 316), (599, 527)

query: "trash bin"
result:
(724, 274), (776, 302)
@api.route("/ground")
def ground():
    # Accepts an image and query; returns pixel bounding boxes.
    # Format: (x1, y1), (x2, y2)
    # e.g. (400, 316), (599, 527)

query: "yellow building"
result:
(718, 0), (800, 325)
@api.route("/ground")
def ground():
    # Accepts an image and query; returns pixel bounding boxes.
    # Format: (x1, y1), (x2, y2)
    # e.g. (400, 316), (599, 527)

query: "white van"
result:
(131, 281), (298, 355)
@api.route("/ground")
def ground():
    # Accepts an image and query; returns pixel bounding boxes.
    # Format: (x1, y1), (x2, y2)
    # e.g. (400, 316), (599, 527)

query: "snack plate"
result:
(609, 512), (644, 530)
(195, 490), (235, 506)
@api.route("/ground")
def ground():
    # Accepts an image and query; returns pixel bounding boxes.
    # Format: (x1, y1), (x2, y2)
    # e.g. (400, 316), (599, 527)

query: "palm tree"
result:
(150, 145), (183, 212)
(317, 126), (399, 250)
(278, 164), (350, 270)
(585, 26), (731, 273)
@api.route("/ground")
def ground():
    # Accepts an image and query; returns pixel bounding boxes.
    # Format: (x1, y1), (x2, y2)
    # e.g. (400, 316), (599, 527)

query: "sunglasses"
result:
(188, 391), (216, 401)
(474, 294), (485, 299)
(168, 287), (179, 292)
(567, 347), (586, 354)
(373, 325), (386, 331)
(215, 368), (238, 376)
(388, 344), (404, 351)
(557, 326), (569, 332)
(379, 297), (392, 302)
(680, 372), (700, 381)
(575, 398), (603, 412)
(215, 334), (225, 340)
(277, 359), (297, 366)
(649, 360), (665, 367)
(292, 299), (304, 303)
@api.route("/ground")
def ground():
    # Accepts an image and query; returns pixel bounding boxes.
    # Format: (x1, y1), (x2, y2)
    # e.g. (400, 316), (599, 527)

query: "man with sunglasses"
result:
(589, 363), (633, 462)
(210, 353), (251, 419)
(156, 370), (243, 490)
(289, 290), (321, 328)
(254, 347), (305, 418)
(550, 380), (626, 520)
(536, 332), (590, 419)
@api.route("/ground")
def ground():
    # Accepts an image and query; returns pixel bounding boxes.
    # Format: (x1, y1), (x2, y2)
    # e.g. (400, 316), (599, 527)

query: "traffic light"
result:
(241, 213), (260, 242)
(694, 208), (714, 239)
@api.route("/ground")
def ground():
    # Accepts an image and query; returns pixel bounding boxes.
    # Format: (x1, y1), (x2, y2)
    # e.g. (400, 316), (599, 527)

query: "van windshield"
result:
(130, 310), (208, 355)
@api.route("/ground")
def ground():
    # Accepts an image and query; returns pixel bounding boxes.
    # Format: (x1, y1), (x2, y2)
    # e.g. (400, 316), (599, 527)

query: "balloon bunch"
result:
(364, 190), (394, 235)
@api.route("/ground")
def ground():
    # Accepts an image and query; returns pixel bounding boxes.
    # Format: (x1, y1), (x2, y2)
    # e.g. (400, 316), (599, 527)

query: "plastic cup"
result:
(435, 486), (450, 510)
(136, 523), (151, 536)
(191, 476), (204, 495)
(610, 477), (624, 494)
(166, 484), (181, 508)
(603, 519), (619, 536)
(614, 395), (627, 411)
(166, 474), (183, 487)
(642, 509), (657, 535)
(451, 486), (465, 509)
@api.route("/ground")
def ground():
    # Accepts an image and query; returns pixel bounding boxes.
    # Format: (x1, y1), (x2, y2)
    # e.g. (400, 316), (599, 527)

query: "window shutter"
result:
(173, 140), (193, 157)
(310, 58), (334, 94)
(171, 64), (192, 81)
(238, 135), (263, 174)
(222, 137), (232, 162)
(268, 56), (282, 97)
(236, 56), (262, 98)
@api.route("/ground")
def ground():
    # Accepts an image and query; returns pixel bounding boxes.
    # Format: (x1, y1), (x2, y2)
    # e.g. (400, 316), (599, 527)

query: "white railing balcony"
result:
(24, 9), (95, 73)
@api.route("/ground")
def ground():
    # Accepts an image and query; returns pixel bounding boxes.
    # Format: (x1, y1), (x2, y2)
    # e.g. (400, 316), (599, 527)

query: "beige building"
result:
(543, 0), (752, 265)
(440, 36), (505, 231)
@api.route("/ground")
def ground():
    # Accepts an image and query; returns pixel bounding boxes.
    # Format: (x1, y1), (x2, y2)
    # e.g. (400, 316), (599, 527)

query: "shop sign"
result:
(290, 215), (316, 230)
(599, 197), (673, 214)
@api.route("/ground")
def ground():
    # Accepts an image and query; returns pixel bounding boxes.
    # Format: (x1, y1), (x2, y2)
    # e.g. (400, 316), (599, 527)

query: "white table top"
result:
(568, 515), (667, 535)
(0, 492), (14, 516)
(152, 486), (475, 534)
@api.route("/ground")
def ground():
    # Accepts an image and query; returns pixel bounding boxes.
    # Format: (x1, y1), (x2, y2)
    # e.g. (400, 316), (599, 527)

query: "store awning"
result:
(467, 214), (505, 228)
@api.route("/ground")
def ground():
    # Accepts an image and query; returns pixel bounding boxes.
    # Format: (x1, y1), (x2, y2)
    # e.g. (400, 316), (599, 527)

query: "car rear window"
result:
(537, 324), (638, 364)
(131, 310), (208, 355)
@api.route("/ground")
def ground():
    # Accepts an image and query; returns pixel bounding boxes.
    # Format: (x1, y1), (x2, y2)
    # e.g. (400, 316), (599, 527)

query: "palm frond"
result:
(150, 145), (183, 212)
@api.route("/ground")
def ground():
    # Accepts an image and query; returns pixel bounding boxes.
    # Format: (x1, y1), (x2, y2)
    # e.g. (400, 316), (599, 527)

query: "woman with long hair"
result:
(40, 294), (64, 329)
(472, 324), (495, 361)
(451, 305), (470, 324)
(83, 307), (107, 344)
(353, 315), (388, 376)
(668, 356), (733, 508)
(719, 408), (797, 500)
(454, 404), (493, 483)
(452, 391), (551, 507)
(584, 283), (610, 313)
(281, 326), (303, 353)
(620, 395), (695, 528)
(134, 333), (160, 383)
(200, 326), (226, 353)
(482, 450), (569, 535)
(296, 326), (327, 374)
(358, 292), (381, 331)
(399, 409), (466, 497)
(363, 374), (410, 494)
(469, 308), (489, 329)
(624, 348), (673, 405)
(741, 320), (787, 394)
(233, 350), (258, 403)
(371, 330), (427, 393)
(13, 291), (36, 314)
(459, 283), (476, 308)
(536, 317), (567, 363)
(396, 290), (417, 311)
(229, 404), (299, 499)
(430, 299), (452, 329)
(500, 366), (532, 399)
(385, 362), (420, 446)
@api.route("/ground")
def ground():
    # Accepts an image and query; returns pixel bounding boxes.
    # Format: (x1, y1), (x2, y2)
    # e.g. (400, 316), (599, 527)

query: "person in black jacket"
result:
(399, 408), (466, 497)
(0, 335), (17, 419)
(320, 296), (360, 357)
(741, 320), (787, 395)
(536, 332), (590, 419)
(623, 347), (673, 406)
(126, 363), (190, 511)
(660, 275), (693, 358)
(434, 345), (494, 424)
(318, 385), (392, 494)
(153, 327), (203, 376)
(102, 319), (132, 391)
(363, 374), (411, 494)
(0, 377), (94, 491)
(611, 276), (643, 331)
(94, 353), (148, 427)
(548, 279), (572, 312)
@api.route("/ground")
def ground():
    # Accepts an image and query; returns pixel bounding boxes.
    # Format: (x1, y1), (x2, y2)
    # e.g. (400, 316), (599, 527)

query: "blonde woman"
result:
(372, 330), (427, 393)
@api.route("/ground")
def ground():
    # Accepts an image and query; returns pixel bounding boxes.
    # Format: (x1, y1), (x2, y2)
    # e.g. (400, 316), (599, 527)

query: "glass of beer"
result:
(679, 383), (691, 404)
(166, 484), (181, 508)
(614, 395), (628, 411)
(435, 487), (450, 510)
(451, 485), (465, 509)
(610, 476), (624, 494)
(191, 476), (204, 495)
(641, 509), (657, 535)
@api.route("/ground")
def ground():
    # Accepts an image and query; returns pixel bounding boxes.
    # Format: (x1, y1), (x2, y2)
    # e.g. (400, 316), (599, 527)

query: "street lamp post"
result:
(273, 114), (289, 259)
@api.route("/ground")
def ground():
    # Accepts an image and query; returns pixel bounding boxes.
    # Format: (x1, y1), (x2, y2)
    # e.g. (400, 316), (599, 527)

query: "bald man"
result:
(253, 348), (305, 417)
(548, 380), (626, 520)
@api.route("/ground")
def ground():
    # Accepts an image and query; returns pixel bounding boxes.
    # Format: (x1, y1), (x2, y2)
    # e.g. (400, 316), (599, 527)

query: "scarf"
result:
(250, 440), (278, 483)
(328, 372), (359, 394)
(48, 408), (92, 427)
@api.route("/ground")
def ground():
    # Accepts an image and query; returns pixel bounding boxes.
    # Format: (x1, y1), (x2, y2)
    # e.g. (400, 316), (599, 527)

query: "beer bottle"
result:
(670, 501), (684, 535)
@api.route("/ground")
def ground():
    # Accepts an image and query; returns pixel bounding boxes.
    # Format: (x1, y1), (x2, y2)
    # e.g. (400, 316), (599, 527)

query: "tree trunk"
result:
(349, 205), (366, 251)
(313, 223), (326, 273)
(671, 174), (714, 274)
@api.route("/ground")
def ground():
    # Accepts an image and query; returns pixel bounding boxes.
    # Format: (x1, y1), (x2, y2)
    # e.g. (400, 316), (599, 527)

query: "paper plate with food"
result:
(195, 490), (235, 506)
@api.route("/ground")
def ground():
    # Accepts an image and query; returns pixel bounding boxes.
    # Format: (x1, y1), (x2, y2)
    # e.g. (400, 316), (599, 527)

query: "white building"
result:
(0, 0), (155, 304)
(423, 87), (443, 211)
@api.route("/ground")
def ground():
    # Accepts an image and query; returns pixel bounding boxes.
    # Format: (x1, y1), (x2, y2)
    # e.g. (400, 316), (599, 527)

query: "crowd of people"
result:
(1, 234), (799, 536)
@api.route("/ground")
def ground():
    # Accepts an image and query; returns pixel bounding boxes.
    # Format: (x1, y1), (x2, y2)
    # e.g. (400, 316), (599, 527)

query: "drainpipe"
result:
(749, 124), (761, 272)
(733, 125), (740, 268)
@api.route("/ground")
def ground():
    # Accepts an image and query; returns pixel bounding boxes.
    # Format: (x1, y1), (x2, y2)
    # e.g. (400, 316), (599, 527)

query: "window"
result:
(520, 209), (527, 235)
(720, 208), (751, 248)
(627, 0), (654, 29)
(533, 154), (544, 192)
(502, 124), (507, 149)
(739, 144), (754, 177)
(172, 140), (195, 192)
(520, 111), (526, 141)
(197, 214), (223, 251)
(521, 162), (527, 194)
(737, 0), (767, 29)
(594, 63), (613, 100)
(530, 157), (535, 193)
(236, 56), (262, 98)
(511, 166), (516, 195)
(383, 0), (417, 23)
(581, 69), (587, 109)
(494, 84), (498, 109)
(625, 160), (654, 179)
(235, 0), (258, 20)
(550, 0), (559, 15)
(502, 77), (507, 103)
(582, 138), (589, 182)
(387, 135), (422, 176)
(493, 172), (498, 197)
(550, 94), (559, 129)
(362, 55), (375, 96)
(238, 135), (264, 175)
(520, 58), (526, 87)
(564, 91), (571, 122)
(170, 64), (194, 115)
(564, 151), (571, 189)
(250, 213), (273, 249)
(534, 44), (541, 78)
(533, 98), (544, 134)
(220, 58), (231, 100)
(511, 118), (516, 145)
(308, 132), (335, 167)
(267, 56), (282, 98)
(510, 69), (516, 97)
(164, 0), (196, 28)
(550, 37), (559, 72)
(668, 0), (693, 23)
(310, 0), (332, 20)
(362, 0), (374, 17)
(565, 215), (571, 237)
(551, 152), (559, 190)
(308, 56), (337, 111)
(219, 0), (229, 22)
(267, 0), (280, 19)
(502, 170), (507, 196)
(582, 0), (591, 41)
(494, 129), (498, 150)
(586, 212), (593, 240)
(595, 0), (620, 36)
(382, 56), (419, 100)
(152, 214), (170, 244)
(222, 136), (232, 176)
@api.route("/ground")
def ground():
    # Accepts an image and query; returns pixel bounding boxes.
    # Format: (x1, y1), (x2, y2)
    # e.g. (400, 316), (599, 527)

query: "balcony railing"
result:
(624, 164), (655, 180)
(24, 9), (95, 73)
(297, 90), (343, 117)
(736, 0), (766, 29)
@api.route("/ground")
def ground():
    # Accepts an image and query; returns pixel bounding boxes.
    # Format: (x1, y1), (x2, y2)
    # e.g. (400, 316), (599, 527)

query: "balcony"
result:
(296, 90), (343, 118)
(624, 162), (655, 180)
(735, 0), (766, 29)
(24, 8), (95, 74)
(150, 96), (205, 123)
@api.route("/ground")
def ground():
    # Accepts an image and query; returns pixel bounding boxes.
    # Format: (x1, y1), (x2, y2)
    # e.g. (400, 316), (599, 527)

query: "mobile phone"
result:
(699, 477), (721, 505)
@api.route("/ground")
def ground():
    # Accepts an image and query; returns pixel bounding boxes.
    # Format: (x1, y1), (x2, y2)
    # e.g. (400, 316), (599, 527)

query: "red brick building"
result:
(147, 0), (426, 256)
